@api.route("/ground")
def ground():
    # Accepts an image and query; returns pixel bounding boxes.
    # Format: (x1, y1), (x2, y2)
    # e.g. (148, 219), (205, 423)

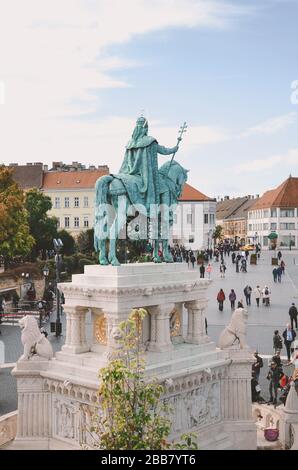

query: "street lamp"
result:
(290, 233), (292, 251)
(53, 238), (63, 337)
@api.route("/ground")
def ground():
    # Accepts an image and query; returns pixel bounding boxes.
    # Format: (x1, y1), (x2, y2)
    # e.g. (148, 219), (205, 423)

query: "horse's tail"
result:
(95, 175), (113, 206)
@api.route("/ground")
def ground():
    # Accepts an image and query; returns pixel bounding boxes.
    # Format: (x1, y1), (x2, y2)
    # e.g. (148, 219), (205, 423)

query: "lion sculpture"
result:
(218, 307), (249, 350)
(18, 315), (54, 361)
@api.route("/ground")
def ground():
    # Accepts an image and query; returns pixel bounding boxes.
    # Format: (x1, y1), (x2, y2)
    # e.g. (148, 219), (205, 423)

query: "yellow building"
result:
(42, 167), (109, 236)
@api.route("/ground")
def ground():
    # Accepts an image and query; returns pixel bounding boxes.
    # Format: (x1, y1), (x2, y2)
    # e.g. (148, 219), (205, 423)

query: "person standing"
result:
(254, 285), (262, 307)
(217, 289), (225, 311)
(244, 285), (252, 306)
(235, 259), (239, 273)
(262, 286), (271, 306)
(252, 351), (263, 382)
(206, 263), (212, 279)
(190, 253), (196, 269)
(199, 263), (205, 278)
(229, 289), (237, 310)
(289, 303), (298, 330)
(280, 259), (285, 274)
(272, 267), (278, 283)
(282, 324), (296, 362)
(273, 330), (283, 354)
(277, 250), (282, 261)
(267, 361), (283, 405)
(276, 266), (282, 283)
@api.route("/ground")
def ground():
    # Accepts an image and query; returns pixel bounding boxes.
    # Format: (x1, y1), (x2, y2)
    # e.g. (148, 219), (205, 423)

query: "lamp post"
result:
(290, 233), (292, 251)
(53, 238), (63, 337)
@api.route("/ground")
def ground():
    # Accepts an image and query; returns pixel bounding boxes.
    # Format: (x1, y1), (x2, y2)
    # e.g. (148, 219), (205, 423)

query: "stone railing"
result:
(252, 404), (284, 449)
(0, 411), (17, 447)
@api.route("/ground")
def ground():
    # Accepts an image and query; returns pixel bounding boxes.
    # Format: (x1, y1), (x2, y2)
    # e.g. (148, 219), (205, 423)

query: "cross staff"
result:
(166, 121), (187, 176)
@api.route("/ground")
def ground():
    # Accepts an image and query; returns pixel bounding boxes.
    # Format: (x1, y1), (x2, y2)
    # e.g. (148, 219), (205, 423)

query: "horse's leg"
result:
(161, 192), (173, 263)
(153, 239), (162, 263)
(108, 195), (121, 266)
(99, 239), (109, 265)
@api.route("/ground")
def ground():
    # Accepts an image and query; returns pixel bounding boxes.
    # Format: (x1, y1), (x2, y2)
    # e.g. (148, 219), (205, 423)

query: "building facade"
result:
(216, 196), (257, 244)
(247, 176), (298, 249)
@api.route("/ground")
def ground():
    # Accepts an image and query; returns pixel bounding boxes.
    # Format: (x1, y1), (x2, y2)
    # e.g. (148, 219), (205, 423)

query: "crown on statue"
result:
(136, 116), (148, 128)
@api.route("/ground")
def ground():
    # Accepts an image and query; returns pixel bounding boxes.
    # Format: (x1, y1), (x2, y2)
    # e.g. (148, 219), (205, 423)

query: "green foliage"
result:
(212, 225), (223, 242)
(76, 229), (94, 255)
(78, 257), (96, 273)
(25, 188), (58, 260)
(0, 166), (34, 262)
(88, 309), (198, 451)
(57, 230), (76, 256)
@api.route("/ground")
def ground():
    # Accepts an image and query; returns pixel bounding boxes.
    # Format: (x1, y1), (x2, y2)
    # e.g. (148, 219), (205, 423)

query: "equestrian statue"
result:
(94, 117), (188, 266)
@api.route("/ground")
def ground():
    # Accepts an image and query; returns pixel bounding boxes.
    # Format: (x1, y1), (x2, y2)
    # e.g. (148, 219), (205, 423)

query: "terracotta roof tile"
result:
(42, 169), (109, 190)
(250, 176), (298, 209)
(179, 183), (213, 202)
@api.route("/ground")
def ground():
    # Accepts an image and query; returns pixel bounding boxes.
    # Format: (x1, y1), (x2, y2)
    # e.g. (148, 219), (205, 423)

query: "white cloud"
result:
(0, 0), (251, 166)
(234, 148), (298, 174)
(242, 112), (298, 137)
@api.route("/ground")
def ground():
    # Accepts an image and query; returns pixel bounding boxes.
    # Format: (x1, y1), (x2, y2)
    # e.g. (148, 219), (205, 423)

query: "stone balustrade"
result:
(0, 411), (17, 448)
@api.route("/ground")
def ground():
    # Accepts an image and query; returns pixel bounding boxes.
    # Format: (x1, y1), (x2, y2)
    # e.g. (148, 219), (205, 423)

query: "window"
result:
(84, 216), (89, 228)
(270, 223), (277, 230)
(187, 214), (193, 224)
(83, 196), (89, 208)
(65, 217), (70, 228)
(280, 223), (295, 230)
(64, 197), (70, 208)
(263, 209), (269, 218)
(74, 217), (80, 228)
(204, 214), (208, 224)
(74, 197), (79, 208)
(54, 197), (60, 209)
(263, 223), (269, 230)
(210, 214), (215, 224)
(248, 224), (252, 231)
(271, 208), (277, 217)
(280, 208), (295, 217)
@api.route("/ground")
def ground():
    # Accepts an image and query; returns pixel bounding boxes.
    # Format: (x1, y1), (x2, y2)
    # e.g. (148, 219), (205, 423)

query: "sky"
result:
(0, 0), (298, 198)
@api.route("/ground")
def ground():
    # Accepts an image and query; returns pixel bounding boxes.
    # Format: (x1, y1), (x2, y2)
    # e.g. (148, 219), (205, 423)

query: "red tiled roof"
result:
(179, 183), (213, 201)
(250, 176), (298, 209)
(42, 169), (109, 190)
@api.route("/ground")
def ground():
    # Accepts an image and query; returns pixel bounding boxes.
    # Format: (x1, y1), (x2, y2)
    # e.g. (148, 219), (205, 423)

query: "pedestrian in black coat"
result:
(289, 303), (298, 330)
(282, 324), (296, 362)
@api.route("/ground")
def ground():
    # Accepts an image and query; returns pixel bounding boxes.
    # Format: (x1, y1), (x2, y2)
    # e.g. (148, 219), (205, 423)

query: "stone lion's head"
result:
(19, 315), (42, 345)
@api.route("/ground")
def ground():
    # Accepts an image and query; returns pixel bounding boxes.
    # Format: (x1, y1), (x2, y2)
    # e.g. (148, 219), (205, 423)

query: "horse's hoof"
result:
(109, 256), (121, 266)
(153, 256), (162, 264)
(164, 257), (173, 263)
(99, 258), (109, 266)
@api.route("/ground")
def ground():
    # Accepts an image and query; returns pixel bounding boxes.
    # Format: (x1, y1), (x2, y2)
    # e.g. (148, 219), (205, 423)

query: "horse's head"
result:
(159, 160), (189, 197)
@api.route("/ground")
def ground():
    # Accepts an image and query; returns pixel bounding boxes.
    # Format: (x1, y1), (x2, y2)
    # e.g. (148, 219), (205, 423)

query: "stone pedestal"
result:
(9, 263), (257, 450)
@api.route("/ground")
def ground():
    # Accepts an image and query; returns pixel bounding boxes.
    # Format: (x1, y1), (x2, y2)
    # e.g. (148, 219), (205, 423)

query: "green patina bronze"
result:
(94, 117), (188, 266)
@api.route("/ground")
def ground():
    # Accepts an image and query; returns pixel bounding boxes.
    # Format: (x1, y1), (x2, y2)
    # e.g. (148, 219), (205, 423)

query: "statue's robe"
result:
(113, 135), (177, 211)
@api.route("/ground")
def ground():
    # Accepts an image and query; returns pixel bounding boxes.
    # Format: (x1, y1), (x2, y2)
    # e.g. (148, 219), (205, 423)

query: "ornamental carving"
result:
(170, 309), (181, 337)
(94, 315), (107, 345)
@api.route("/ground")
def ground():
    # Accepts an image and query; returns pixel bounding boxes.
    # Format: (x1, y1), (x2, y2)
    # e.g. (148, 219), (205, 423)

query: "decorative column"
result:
(147, 303), (174, 352)
(184, 300), (209, 344)
(62, 306), (90, 354)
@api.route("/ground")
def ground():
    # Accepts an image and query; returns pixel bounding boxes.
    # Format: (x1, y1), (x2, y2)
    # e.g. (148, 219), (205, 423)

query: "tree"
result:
(212, 225), (223, 244)
(0, 166), (34, 265)
(89, 309), (197, 450)
(57, 229), (76, 256)
(76, 229), (94, 255)
(25, 188), (58, 260)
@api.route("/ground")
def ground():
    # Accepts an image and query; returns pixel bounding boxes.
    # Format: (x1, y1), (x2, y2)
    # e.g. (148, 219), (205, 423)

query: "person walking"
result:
(262, 286), (271, 306)
(273, 330), (283, 354)
(229, 289), (237, 310)
(231, 252), (236, 264)
(220, 262), (226, 278)
(276, 266), (282, 283)
(280, 259), (286, 274)
(272, 267), (278, 283)
(217, 289), (225, 311)
(282, 324), (296, 362)
(190, 253), (196, 269)
(199, 263), (205, 278)
(277, 250), (282, 261)
(206, 263), (212, 279)
(289, 303), (298, 330)
(244, 285), (252, 306)
(252, 351), (263, 382)
(254, 285), (262, 307)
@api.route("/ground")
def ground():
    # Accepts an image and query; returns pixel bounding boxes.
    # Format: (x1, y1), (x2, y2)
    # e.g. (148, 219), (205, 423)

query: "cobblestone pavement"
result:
(1, 250), (297, 415)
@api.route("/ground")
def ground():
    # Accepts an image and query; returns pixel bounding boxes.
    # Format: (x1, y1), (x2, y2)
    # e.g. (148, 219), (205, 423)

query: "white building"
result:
(247, 176), (298, 249)
(172, 184), (216, 251)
